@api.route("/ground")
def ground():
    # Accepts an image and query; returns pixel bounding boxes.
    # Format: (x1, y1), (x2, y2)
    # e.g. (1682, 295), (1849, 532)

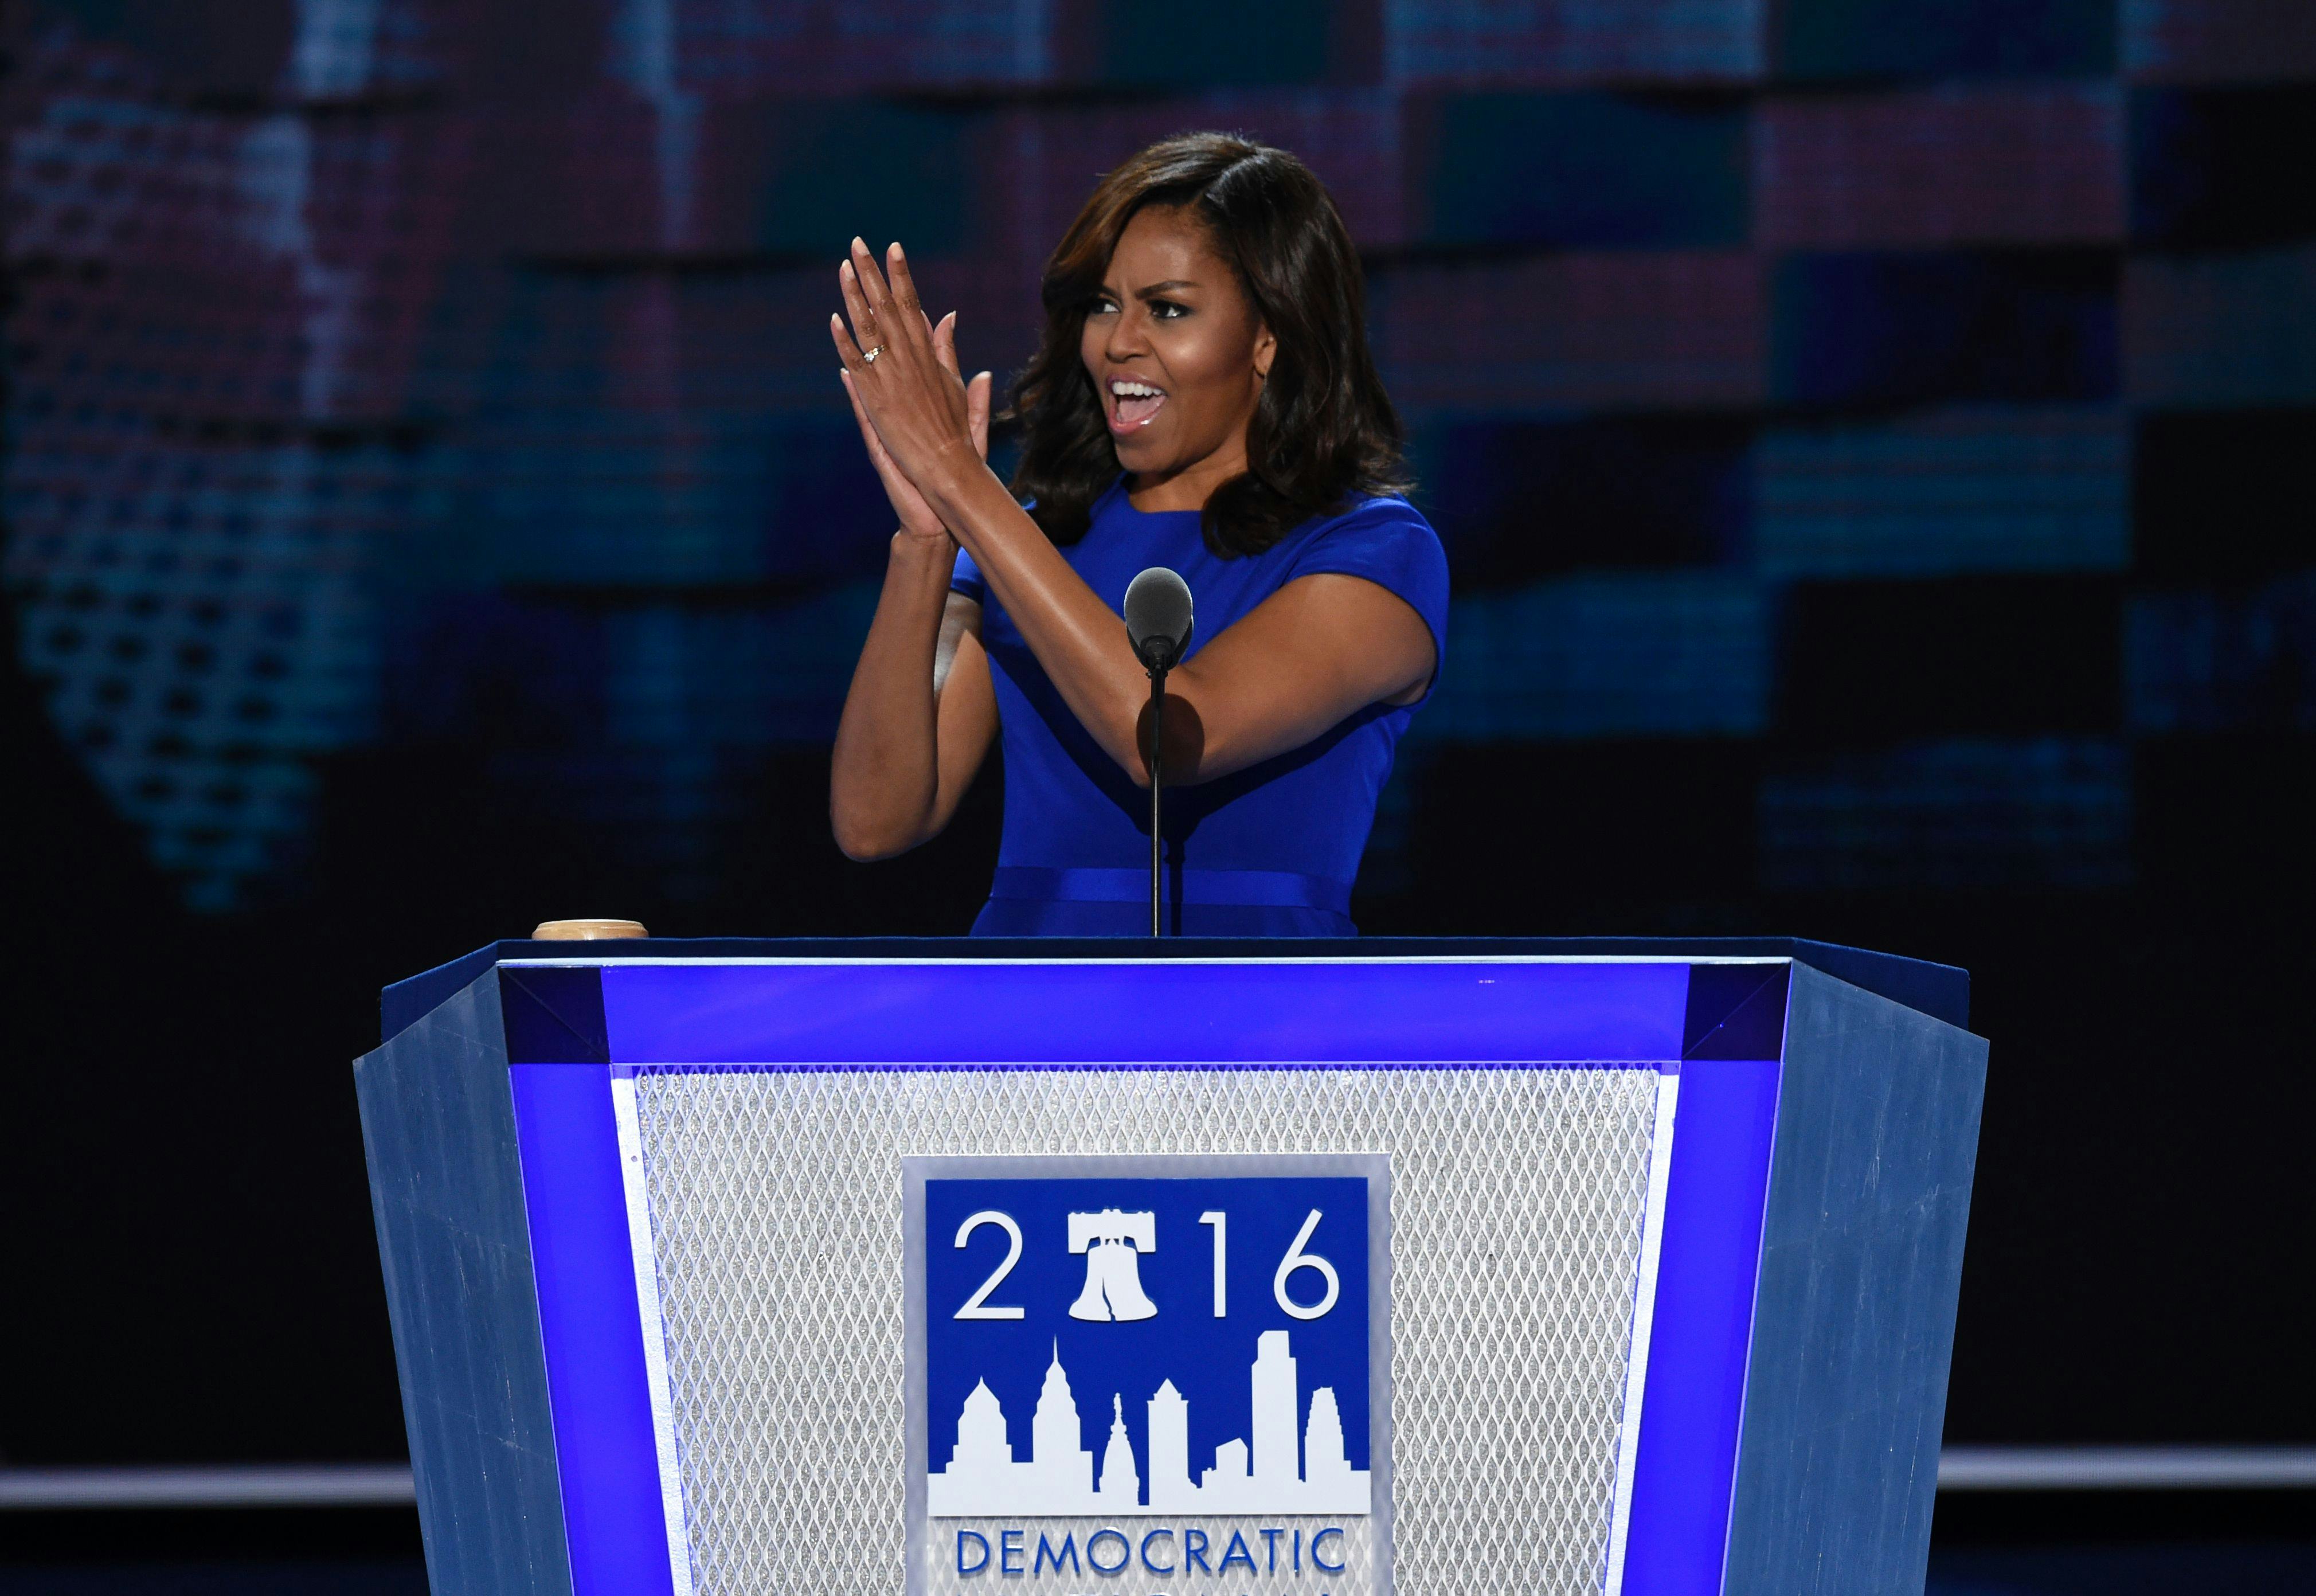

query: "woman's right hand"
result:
(840, 309), (991, 547)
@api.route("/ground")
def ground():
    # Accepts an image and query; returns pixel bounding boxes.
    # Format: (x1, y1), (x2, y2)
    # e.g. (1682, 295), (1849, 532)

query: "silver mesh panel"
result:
(630, 1066), (1663, 1596)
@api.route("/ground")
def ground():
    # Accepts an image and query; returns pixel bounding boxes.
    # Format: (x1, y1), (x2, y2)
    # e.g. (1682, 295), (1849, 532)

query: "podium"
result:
(358, 938), (1985, 1596)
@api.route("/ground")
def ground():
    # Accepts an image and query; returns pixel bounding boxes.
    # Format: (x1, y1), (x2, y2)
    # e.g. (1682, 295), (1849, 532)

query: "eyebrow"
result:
(1098, 279), (1200, 298)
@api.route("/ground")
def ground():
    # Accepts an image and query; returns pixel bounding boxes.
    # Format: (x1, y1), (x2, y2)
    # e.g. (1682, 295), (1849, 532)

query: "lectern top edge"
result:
(381, 935), (1970, 1046)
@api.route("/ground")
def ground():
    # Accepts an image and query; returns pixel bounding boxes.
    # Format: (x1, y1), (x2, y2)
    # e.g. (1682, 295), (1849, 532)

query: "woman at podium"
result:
(828, 134), (1446, 936)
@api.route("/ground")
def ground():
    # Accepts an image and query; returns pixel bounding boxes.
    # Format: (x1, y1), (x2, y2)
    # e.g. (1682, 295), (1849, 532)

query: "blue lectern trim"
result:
(509, 1063), (679, 1596)
(380, 937), (1964, 1047)
(596, 960), (1691, 1065)
(1619, 1056), (1783, 1596)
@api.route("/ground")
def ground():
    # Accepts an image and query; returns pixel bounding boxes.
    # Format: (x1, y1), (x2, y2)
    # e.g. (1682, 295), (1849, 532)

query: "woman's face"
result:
(1081, 204), (1274, 488)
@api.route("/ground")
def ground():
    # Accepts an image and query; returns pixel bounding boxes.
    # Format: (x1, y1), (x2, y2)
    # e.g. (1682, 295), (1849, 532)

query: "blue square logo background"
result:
(925, 1175), (1374, 1493)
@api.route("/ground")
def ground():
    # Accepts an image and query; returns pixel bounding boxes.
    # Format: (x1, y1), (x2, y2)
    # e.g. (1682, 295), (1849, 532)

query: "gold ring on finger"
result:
(860, 344), (886, 365)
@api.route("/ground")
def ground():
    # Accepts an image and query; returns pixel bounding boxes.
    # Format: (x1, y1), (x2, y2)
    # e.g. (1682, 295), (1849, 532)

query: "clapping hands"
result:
(832, 237), (992, 546)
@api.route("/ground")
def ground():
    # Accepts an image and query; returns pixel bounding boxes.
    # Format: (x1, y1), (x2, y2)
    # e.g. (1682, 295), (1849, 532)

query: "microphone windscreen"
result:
(1124, 566), (1195, 670)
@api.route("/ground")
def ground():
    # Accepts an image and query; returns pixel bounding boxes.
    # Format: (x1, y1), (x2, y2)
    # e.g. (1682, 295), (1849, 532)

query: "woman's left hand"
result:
(831, 238), (980, 498)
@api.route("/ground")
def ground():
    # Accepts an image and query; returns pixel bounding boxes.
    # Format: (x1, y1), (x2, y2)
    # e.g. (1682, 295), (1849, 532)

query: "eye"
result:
(1149, 298), (1188, 320)
(1086, 293), (1119, 316)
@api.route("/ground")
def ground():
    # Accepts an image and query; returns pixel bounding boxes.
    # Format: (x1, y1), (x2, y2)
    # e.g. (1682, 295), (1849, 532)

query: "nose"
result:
(1104, 306), (1151, 365)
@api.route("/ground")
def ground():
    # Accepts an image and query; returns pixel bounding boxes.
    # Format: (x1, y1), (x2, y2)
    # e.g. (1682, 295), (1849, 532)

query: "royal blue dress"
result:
(952, 480), (1449, 936)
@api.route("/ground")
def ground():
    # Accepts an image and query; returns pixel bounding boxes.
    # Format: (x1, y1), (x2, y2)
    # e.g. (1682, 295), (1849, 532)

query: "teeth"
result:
(1110, 380), (1161, 397)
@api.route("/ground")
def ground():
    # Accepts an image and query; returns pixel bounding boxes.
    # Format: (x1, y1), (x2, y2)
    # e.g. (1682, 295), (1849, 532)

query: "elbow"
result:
(1118, 749), (1219, 791)
(831, 804), (922, 862)
(835, 829), (898, 863)
(830, 762), (938, 859)
(1124, 760), (1225, 792)
(1116, 695), (1213, 787)
(834, 824), (917, 863)
(1112, 723), (1160, 789)
(1121, 689), (1208, 790)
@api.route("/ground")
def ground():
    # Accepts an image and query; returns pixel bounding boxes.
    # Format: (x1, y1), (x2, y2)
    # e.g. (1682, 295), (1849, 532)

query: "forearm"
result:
(923, 455), (1165, 780)
(830, 534), (956, 857)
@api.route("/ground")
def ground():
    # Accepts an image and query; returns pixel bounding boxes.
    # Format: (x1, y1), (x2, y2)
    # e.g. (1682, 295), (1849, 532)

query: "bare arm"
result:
(832, 241), (1435, 789)
(929, 466), (1430, 785)
(830, 546), (995, 860)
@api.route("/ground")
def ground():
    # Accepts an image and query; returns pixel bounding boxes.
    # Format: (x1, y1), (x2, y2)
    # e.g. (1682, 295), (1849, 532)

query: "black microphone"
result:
(1124, 567), (1194, 672)
(1123, 568), (1194, 936)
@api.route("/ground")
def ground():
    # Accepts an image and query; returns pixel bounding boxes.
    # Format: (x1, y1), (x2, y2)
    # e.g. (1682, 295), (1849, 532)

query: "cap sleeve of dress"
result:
(1282, 497), (1450, 702)
(950, 545), (987, 605)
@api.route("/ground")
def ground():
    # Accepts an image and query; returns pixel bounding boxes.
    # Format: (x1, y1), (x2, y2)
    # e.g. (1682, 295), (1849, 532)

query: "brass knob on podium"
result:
(531, 919), (649, 941)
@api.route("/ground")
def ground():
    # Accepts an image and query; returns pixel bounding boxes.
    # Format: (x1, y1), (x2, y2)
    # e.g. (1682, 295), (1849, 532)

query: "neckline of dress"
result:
(1102, 478), (1203, 520)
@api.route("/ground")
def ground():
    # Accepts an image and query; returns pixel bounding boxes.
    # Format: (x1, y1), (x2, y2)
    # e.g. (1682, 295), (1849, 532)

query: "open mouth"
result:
(1107, 377), (1167, 432)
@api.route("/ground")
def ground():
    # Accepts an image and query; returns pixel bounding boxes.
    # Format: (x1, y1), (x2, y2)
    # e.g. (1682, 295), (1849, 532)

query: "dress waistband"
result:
(989, 866), (1353, 917)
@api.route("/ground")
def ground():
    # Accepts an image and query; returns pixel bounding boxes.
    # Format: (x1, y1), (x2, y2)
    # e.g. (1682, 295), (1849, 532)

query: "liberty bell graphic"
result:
(1067, 1209), (1159, 1322)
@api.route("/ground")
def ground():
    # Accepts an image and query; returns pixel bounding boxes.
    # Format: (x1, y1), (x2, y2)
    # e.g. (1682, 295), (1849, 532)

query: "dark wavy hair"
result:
(1006, 132), (1410, 558)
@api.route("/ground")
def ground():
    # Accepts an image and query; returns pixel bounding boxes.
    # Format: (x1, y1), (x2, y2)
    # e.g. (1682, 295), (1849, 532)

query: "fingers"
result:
(837, 258), (879, 356)
(850, 237), (939, 362)
(837, 367), (874, 441)
(932, 310), (963, 381)
(834, 239), (976, 479)
(967, 370), (991, 459)
(884, 238), (925, 319)
(839, 370), (902, 470)
(848, 237), (901, 332)
(829, 310), (867, 370)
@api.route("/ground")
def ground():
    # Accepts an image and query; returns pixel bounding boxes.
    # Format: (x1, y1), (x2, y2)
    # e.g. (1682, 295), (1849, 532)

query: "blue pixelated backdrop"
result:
(5, 0), (2310, 913)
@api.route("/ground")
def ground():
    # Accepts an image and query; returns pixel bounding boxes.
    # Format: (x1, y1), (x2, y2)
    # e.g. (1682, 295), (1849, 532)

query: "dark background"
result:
(2, 0), (2311, 1524)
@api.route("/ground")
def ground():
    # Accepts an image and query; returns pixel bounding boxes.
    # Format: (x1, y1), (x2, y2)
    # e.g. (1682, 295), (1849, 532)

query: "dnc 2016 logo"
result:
(903, 1154), (1392, 1595)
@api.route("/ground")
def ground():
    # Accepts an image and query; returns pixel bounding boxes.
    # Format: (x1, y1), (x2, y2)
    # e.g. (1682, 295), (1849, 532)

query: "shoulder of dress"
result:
(1300, 494), (1437, 543)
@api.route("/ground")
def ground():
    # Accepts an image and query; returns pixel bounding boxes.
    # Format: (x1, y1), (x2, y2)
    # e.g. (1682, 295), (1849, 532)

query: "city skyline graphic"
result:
(927, 1329), (1371, 1518)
